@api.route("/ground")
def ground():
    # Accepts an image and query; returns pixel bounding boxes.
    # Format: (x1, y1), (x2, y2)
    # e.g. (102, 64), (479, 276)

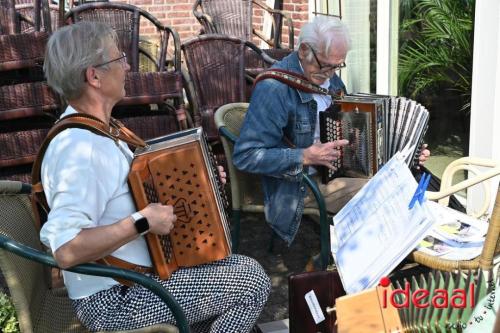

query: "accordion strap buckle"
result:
(109, 126), (121, 138)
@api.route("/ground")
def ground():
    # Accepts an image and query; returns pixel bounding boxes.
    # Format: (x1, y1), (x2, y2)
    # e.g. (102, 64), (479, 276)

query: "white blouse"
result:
(40, 106), (152, 299)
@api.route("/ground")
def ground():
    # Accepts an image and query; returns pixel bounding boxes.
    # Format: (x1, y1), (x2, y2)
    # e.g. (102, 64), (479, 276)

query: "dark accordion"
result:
(128, 127), (231, 279)
(319, 94), (429, 183)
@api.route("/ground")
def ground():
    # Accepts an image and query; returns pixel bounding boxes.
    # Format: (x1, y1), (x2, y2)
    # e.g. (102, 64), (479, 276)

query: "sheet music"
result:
(332, 153), (435, 294)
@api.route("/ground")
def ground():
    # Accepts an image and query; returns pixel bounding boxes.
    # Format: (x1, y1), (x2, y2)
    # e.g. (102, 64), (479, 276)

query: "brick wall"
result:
(126, 0), (200, 42)
(128, 0), (309, 48)
(282, 0), (309, 48)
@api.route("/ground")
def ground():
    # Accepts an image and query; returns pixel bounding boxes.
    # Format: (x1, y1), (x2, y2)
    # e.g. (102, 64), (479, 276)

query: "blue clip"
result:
(418, 173), (431, 204)
(409, 173), (431, 209)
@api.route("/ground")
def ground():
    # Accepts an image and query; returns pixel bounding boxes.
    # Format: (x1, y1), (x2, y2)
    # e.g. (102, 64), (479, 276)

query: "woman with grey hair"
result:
(41, 21), (270, 333)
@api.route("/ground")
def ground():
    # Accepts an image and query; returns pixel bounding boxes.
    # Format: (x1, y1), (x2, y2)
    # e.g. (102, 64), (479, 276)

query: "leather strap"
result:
(30, 113), (155, 283)
(253, 69), (345, 100)
(98, 256), (153, 287)
(254, 69), (345, 149)
(31, 113), (147, 229)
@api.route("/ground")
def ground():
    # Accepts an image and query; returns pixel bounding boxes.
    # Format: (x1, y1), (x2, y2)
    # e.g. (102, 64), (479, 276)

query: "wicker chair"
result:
(409, 157), (500, 271)
(0, 180), (188, 333)
(0, 31), (60, 183)
(214, 103), (332, 269)
(0, 0), (19, 34)
(193, 0), (294, 50)
(182, 34), (275, 142)
(65, 2), (189, 138)
(14, 0), (59, 33)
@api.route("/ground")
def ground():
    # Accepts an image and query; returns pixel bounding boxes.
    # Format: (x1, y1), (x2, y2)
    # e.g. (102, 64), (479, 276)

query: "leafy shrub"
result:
(399, 0), (475, 113)
(0, 292), (19, 333)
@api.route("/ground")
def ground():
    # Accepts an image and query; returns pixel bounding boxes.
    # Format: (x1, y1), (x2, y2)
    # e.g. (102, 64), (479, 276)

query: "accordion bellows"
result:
(319, 94), (429, 183)
(128, 128), (231, 279)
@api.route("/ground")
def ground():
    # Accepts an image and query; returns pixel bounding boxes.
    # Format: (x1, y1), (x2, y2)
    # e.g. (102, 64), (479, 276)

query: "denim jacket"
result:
(233, 51), (346, 245)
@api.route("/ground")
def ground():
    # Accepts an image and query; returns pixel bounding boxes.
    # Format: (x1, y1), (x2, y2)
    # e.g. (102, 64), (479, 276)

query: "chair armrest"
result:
(425, 157), (500, 218)
(0, 234), (190, 333)
(302, 173), (330, 269)
(218, 126), (238, 143)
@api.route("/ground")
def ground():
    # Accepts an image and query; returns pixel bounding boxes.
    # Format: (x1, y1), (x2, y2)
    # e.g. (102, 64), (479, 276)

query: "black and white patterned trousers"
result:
(73, 254), (270, 333)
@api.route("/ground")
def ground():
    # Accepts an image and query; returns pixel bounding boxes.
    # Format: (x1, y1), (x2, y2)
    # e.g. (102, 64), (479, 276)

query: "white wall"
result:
(376, 0), (398, 95)
(340, 0), (370, 94)
(468, 0), (500, 215)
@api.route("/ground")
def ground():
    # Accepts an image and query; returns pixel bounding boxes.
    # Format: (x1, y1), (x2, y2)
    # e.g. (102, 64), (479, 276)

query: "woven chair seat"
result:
(0, 32), (48, 71)
(119, 71), (183, 106)
(0, 82), (59, 120)
(0, 165), (31, 183)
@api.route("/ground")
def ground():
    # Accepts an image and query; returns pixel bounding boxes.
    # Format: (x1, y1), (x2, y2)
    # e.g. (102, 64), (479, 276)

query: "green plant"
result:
(0, 292), (19, 333)
(398, 0), (475, 113)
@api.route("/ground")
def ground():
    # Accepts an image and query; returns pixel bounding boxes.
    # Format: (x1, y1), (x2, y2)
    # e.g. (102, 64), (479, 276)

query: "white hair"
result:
(297, 16), (351, 61)
(44, 21), (118, 100)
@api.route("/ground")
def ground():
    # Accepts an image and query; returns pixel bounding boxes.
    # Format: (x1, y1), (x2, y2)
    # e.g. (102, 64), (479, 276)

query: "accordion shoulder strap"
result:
(254, 69), (344, 99)
(31, 113), (147, 230)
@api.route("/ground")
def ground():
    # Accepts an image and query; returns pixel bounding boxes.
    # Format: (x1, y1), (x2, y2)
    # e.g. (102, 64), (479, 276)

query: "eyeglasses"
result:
(307, 44), (346, 73)
(94, 52), (127, 68)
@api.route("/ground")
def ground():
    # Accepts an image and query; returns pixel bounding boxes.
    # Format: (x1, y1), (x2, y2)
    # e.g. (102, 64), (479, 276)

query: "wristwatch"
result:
(131, 212), (149, 236)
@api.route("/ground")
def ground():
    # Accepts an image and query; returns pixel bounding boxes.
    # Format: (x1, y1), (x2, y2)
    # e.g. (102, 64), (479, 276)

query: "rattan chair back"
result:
(14, 0), (59, 34)
(214, 103), (263, 210)
(0, 0), (18, 34)
(0, 31), (47, 72)
(195, 0), (252, 41)
(65, 2), (187, 138)
(192, 0), (294, 49)
(65, 2), (179, 73)
(182, 34), (275, 142)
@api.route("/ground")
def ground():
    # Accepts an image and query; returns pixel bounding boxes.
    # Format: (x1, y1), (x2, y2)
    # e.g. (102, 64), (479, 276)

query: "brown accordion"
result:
(128, 127), (231, 279)
(319, 94), (429, 183)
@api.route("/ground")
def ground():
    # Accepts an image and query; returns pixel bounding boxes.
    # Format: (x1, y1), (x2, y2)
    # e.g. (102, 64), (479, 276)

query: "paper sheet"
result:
(332, 153), (435, 294)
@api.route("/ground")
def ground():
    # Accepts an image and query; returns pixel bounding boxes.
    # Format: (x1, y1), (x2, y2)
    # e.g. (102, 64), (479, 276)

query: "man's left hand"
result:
(217, 165), (227, 184)
(418, 144), (431, 166)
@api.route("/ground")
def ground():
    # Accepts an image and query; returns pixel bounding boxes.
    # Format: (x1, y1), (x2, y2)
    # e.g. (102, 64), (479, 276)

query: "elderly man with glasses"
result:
(234, 16), (429, 248)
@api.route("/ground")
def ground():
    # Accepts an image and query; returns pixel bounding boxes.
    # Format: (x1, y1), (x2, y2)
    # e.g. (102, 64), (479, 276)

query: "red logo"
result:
(379, 277), (475, 309)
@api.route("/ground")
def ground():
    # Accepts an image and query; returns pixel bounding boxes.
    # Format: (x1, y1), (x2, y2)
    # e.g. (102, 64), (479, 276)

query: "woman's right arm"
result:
(54, 203), (176, 269)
